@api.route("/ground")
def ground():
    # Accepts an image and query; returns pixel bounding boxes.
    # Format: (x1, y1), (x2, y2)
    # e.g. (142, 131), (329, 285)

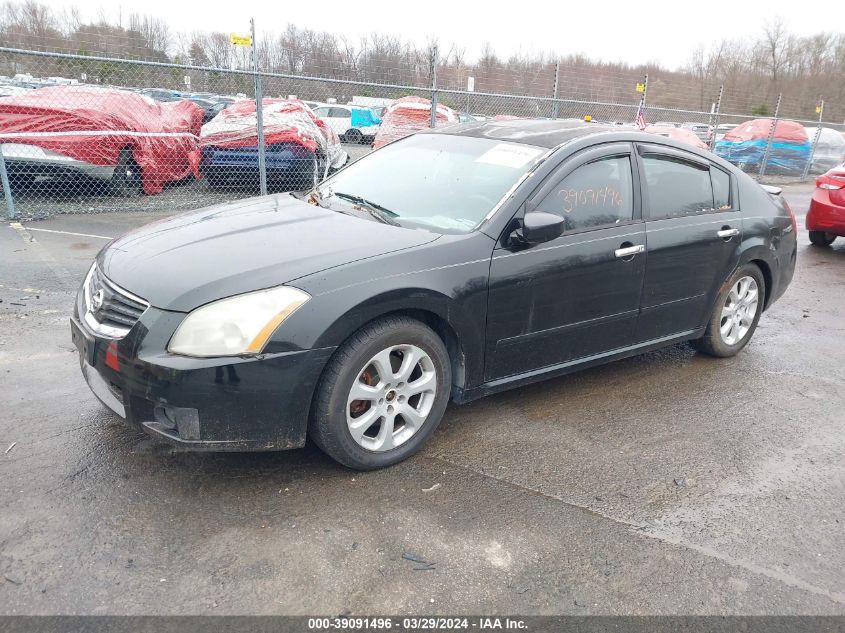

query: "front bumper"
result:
(807, 191), (845, 236)
(70, 304), (335, 451)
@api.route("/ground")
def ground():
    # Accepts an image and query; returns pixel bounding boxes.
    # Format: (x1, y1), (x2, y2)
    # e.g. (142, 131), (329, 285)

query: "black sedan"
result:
(71, 120), (797, 470)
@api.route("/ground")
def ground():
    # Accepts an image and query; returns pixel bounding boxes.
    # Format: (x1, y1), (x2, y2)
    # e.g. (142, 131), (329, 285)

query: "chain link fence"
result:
(2, 46), (844, 220)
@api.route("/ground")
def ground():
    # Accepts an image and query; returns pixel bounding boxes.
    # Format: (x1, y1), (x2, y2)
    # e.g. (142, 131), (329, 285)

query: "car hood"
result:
(98, 194), (439, 311)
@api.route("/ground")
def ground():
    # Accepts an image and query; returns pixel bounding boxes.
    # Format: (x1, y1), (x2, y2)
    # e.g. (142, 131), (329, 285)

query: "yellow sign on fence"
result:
(635, 82), (645, 93)
(230, 33), (252, 47)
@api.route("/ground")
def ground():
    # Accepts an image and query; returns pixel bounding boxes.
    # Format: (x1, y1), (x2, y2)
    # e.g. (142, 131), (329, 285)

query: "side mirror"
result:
(518, 211), (565, 245)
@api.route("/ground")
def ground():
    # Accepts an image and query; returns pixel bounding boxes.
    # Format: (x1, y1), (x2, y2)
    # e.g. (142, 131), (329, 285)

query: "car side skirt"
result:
(453, 328), (703, 404)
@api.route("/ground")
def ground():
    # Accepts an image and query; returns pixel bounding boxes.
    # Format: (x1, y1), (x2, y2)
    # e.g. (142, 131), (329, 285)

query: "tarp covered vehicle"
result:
(645, 125), (708, 150)
(200, 98), (348, 191)
(805, 127), (845, 175)
(372, 97), (458, 149)
(714, 119), (810, 174)
(0, 86), (203, 195)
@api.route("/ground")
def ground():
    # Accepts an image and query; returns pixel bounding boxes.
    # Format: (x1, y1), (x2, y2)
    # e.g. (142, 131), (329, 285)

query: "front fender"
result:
(267, 232), (495, 390)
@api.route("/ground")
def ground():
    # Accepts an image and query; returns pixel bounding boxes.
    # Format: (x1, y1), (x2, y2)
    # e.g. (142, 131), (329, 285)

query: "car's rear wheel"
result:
(691, 264), (765, 358)
(343, 129), (363, 144)
(110, 148), (142, 196)
(809, 230), (836, 247)
(309, 316), (451, 470)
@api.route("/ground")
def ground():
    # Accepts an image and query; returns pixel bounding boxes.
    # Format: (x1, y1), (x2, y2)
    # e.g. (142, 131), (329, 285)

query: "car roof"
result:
(426, 118), (639, 149)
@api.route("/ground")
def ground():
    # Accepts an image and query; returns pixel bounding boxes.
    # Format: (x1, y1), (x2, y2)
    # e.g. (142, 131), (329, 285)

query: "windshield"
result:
(315, 133), (545, 233)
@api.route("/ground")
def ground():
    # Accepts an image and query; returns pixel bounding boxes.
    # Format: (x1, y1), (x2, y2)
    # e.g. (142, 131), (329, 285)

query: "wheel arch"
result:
(737, 245), (776, 310)
(747, 258), (773, 310)
(311, 290), (479, 396)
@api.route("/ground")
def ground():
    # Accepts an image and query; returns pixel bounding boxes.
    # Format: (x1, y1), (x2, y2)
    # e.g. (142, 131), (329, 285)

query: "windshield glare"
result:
(317, 134), (545, 233)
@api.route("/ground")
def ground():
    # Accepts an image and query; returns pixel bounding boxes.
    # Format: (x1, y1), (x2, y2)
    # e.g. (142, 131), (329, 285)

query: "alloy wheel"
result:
(346, 344), (437, 452)
(720, 276), (759, 346)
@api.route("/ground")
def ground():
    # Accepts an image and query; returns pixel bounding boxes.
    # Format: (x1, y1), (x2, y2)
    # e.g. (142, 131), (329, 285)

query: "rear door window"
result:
(641, 154), (714, 218)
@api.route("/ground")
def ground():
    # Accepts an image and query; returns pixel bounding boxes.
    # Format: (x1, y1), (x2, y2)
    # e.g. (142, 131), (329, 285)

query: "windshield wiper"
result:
(330, 191), (401, 226)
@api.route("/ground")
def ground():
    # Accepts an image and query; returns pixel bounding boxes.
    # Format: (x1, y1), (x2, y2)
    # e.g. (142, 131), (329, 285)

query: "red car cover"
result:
(373, 96), (458, 149)
(723, 119), (808, 143)
(201, 99), (331, 151)
(200, 98), (347, 170)
(0, 86), (203, 194)
(645, 125), (708, 150)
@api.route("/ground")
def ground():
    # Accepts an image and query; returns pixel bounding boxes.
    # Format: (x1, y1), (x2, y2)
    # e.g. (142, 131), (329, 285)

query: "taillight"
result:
(817, 174), (845, 190)
(784, 199), (797, 235)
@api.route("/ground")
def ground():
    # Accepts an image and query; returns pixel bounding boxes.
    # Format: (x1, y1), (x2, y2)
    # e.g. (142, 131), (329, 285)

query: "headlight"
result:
(168, 286), (310, 357)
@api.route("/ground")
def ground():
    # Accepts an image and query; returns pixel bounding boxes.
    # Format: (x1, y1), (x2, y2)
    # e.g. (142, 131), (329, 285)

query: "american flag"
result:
(635, 101), (647, 130)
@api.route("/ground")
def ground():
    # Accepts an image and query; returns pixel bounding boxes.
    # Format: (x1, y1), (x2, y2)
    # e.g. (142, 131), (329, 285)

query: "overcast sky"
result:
(43, 0), (842, 70)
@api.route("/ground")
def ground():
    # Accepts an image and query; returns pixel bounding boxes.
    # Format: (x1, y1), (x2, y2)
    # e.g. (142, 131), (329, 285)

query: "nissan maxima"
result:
(71, 120), (797, 470)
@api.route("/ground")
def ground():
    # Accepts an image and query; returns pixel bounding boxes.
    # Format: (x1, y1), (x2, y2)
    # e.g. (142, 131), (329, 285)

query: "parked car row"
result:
(3, 80), (843, 197)
(0, 86), (348, 196)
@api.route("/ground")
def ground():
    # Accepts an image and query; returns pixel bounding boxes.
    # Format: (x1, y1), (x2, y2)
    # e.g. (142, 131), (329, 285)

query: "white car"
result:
(312, 104), (380, 144)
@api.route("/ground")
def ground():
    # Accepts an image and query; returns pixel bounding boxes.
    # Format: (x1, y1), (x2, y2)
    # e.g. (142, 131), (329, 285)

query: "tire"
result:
(809, 230), (836, 247)
(691, 264), (766, 358)
(343, 128), (363, 144)
(204, 171), (224, 191)
(288, 157), (318, 192)
(309, 316), (452, 470)
(109, 148), (142, 196)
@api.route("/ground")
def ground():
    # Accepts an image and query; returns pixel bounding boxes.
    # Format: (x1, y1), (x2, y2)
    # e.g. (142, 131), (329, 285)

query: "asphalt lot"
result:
(0, 182), (843, 615)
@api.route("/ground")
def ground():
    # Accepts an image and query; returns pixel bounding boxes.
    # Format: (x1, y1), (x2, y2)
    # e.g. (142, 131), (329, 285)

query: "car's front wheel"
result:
(309, 316), (451, 470)
(109, 148), (142, 196)
(809, 230), (836, 247)
(691, 264), (765, 358)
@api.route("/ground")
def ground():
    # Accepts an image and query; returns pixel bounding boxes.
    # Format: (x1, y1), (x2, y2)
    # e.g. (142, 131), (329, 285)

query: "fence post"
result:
(709, 85), (724, 151)
(801, 99), (824, 182)
(633, 74), (649, 127)
(551, 61), (560, 119)
(250, 17), (267, 196)
(758, 93), (781, 179)
(429, 44), (438, 129)
(0, 146), (16, 220)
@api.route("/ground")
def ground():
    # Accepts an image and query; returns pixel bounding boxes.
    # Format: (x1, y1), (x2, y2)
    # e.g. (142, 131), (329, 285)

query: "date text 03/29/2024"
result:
(306, 617), (528, 630)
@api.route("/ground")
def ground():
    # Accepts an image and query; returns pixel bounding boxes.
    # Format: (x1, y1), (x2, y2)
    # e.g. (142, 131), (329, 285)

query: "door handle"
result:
(614, 244), (645, 259)
(717, 227), (740, 239)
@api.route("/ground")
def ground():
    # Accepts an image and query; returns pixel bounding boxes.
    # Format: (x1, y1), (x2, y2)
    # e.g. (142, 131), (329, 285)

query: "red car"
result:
(807, 163), (845, 246)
